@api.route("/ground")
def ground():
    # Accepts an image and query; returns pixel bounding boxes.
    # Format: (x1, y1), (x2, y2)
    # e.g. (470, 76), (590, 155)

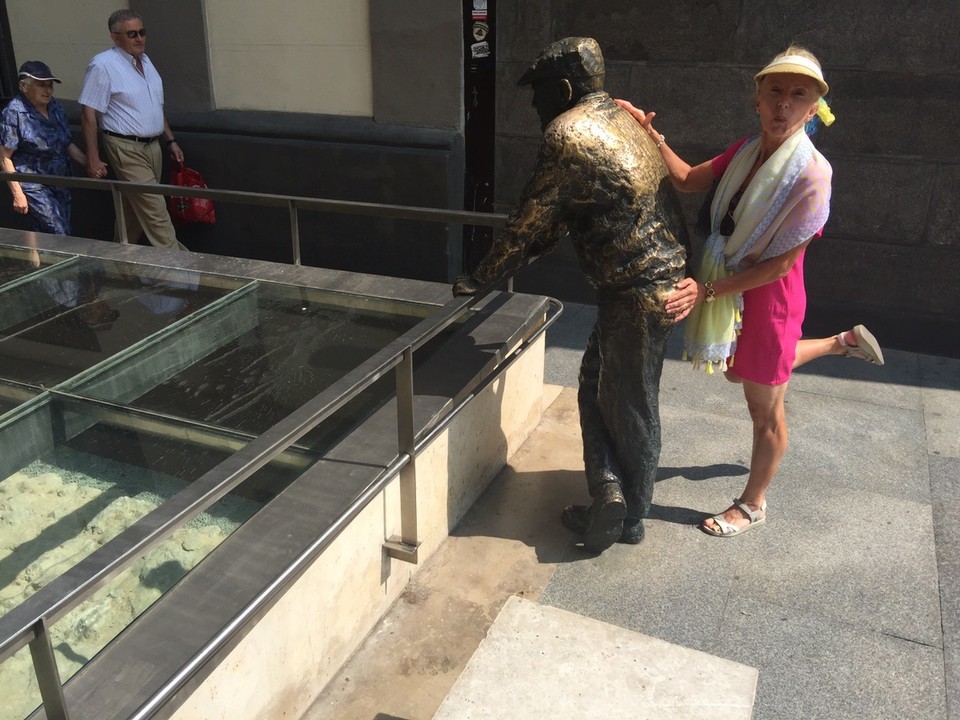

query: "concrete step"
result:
(433, 595), (758, 720)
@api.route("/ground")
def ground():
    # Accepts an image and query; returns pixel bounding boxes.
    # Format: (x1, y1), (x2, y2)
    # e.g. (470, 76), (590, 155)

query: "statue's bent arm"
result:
(470, 136), (572, 286)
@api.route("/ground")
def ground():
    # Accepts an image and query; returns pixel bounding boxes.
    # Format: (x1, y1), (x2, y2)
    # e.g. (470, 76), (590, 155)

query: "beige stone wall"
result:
(204, 0), (373, 115)
(5, 0), (119, 100)
(4, 1), (374, 116)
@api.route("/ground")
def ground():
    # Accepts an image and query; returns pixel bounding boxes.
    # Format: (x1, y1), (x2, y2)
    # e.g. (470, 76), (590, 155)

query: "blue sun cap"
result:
(18, 60), (61, 83)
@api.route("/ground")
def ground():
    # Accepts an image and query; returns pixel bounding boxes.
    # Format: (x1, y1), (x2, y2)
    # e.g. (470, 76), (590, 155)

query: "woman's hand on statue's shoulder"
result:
(614, 99), (656, 130)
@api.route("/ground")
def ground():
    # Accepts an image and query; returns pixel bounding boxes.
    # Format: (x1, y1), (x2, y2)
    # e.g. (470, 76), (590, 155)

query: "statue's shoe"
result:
(561, 503), (644, 546)
(560, 483), (626, 553)
(619, 516), (645, 544)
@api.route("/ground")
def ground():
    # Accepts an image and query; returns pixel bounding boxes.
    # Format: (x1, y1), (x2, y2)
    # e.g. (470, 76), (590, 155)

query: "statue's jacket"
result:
(471, 91), (689, 310)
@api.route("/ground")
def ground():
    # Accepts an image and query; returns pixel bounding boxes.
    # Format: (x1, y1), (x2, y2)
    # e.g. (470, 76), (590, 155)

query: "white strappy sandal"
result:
(701, 498), (767, 537)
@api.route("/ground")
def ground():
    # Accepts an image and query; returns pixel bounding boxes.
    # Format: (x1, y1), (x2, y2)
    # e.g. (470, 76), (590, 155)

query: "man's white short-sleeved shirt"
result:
(78, 46), (165, 137)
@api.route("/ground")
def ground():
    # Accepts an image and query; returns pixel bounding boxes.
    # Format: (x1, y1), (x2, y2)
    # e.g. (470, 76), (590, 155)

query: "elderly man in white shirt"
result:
(79, 8), (186, 250)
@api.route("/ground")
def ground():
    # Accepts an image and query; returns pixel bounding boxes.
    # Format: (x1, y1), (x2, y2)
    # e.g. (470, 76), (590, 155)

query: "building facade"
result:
(0, 0), (957, 354)
(496, 1), (960, 355)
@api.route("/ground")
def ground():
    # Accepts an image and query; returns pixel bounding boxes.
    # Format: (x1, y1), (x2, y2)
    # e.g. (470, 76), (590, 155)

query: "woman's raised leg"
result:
(794, 325), (884, 369)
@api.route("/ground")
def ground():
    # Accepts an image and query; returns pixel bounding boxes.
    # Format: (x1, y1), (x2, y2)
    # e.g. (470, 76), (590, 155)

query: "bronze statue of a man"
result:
(453, 37), (689, 553)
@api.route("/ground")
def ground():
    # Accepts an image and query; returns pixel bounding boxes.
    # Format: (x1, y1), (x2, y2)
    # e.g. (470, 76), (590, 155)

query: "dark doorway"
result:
(462, 0), (496, 272)
(0, 1), (18, 101)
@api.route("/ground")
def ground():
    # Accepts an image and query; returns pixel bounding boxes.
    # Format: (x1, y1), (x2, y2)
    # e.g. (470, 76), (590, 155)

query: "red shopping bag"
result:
(168, 162), (216, 225)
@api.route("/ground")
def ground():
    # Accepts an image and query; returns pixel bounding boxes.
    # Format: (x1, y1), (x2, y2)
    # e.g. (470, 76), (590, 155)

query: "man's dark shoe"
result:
(561, 504), (591, 534)
(562, 504), (643, 545)
(581, 483), (626, 553)
(620, 517), (645, 544)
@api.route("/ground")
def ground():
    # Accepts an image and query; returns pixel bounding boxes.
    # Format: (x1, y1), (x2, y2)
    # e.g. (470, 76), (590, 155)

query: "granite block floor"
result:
(305, 302), (959, 720)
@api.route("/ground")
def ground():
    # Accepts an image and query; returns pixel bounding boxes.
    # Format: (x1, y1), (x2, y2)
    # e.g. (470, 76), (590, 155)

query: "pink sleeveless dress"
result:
(710, 140), (821, 386)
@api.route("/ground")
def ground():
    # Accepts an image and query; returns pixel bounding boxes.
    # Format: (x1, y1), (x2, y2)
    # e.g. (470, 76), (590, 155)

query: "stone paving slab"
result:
(920, 354), (960, 459)
(716, 597), (946, 720)
(942, 559), (960, 720)
(784, 389), (930, 502)
(931, 456), (960, 720)
(730, 480), (941, 646)
(541, 516), (743, 654)
(932, 456), (960, 560)
(790, 346), (922, 411)
(433, 595), (758, 720)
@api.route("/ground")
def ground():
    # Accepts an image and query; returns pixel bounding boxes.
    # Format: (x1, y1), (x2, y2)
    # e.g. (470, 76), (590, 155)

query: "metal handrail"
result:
(0, 171), (508, 252)
(0, 171), (507, 225)
(1, 170), (513, 289)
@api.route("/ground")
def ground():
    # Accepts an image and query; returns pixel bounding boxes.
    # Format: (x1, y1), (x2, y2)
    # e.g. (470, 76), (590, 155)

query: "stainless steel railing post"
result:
(288, 200), (301, 265)
(110, 182), (128, 244)
(29, 617), (70, 720)
(384, 346), (420, 563)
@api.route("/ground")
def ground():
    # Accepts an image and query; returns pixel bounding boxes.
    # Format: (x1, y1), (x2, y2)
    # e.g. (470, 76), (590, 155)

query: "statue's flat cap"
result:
(518, 37), (604, 85)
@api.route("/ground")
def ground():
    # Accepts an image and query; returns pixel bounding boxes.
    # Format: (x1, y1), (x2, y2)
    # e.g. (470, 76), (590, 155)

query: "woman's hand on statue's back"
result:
(664, 277), (702, 322)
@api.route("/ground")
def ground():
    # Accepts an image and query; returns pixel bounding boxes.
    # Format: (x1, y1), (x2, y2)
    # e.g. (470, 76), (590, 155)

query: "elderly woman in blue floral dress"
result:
(1, 61), (87, 234)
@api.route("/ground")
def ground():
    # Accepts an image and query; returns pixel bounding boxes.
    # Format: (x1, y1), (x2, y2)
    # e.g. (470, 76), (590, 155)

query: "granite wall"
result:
(494, 1), (960, 356)
(0, 110), (465, 283)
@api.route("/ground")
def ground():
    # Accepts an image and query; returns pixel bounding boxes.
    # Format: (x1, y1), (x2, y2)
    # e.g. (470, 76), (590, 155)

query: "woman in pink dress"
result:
(617, 46), (884, 537)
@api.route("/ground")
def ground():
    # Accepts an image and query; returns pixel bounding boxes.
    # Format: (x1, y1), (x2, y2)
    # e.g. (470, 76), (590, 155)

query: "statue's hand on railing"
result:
(452, 274), (480, 297)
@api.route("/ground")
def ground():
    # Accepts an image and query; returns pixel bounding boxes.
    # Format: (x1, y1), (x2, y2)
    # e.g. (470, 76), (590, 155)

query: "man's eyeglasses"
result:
(719, 189), (745, 237)
(113, 28), (147, 39)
